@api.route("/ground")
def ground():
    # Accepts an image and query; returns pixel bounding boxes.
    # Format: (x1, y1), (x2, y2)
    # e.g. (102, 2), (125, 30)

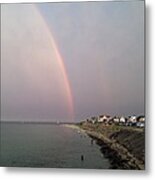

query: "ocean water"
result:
(0, 123), (110, 169)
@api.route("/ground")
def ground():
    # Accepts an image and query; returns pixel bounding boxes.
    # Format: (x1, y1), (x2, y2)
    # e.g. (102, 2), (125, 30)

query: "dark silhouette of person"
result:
(81, 155), (84, 161)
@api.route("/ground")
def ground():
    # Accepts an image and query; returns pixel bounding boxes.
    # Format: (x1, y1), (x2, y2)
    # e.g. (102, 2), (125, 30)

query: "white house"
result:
(137, 116), (145, 122)
(119, 116), (126, 123)
(98, 115), (110, 123)
(98, 116), (104, 123)
(113, 117), (120, 123)
(128, 116), (137, 123)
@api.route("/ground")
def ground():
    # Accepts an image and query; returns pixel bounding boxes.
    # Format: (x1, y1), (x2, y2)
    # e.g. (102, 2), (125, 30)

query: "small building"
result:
(137, 115), (145, 122)
(136, 121), (145, 128)
(119, 116), (127, 125)
(98, 115), (104, 123)
(113, 116), (120, 124)
(108, 117), (113, 125)
(128, 115), (137, 122)
(90, 117), (97, 124)
(120, 116), (126, 123)
(127, 115), (137, 126)
(98, 115), (111, 123)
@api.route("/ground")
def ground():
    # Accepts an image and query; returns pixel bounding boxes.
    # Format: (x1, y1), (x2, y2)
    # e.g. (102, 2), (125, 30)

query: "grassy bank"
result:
(77, 122), (145, 170)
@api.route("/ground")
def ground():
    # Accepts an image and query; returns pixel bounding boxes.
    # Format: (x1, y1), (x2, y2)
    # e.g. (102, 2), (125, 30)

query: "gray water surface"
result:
(0, 123), (110, 169)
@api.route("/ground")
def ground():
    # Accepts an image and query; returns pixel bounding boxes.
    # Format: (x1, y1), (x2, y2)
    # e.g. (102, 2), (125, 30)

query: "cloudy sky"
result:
(1, 1), (144, 122)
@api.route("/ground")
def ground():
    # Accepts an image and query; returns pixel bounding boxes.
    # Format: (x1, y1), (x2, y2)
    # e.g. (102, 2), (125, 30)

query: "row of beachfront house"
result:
(86, 115), (145, 128)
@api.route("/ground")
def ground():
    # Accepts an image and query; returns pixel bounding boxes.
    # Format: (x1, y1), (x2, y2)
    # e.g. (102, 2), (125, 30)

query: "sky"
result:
(1, 1), (144, 122)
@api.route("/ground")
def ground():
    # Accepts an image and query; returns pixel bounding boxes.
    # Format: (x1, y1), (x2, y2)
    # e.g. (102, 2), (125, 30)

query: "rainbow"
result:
(33, 5), (74, 120)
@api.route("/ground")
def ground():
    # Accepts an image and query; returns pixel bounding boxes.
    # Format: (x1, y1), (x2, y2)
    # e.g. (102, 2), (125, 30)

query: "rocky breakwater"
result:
(78, 122), (145, 170)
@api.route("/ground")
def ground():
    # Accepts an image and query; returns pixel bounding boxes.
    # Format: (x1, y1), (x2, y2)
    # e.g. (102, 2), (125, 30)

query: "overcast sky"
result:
(1, 1), (144, 122)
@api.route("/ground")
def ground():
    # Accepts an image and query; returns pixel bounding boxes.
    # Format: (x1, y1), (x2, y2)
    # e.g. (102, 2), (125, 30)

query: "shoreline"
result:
(65, 123), (144, 170)
(85, 130), (144, 170)
(62, 124), (86, 133)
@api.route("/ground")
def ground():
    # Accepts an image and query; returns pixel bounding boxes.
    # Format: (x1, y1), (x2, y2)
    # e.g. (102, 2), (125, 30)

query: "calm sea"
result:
(0, 123), (110, 169)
